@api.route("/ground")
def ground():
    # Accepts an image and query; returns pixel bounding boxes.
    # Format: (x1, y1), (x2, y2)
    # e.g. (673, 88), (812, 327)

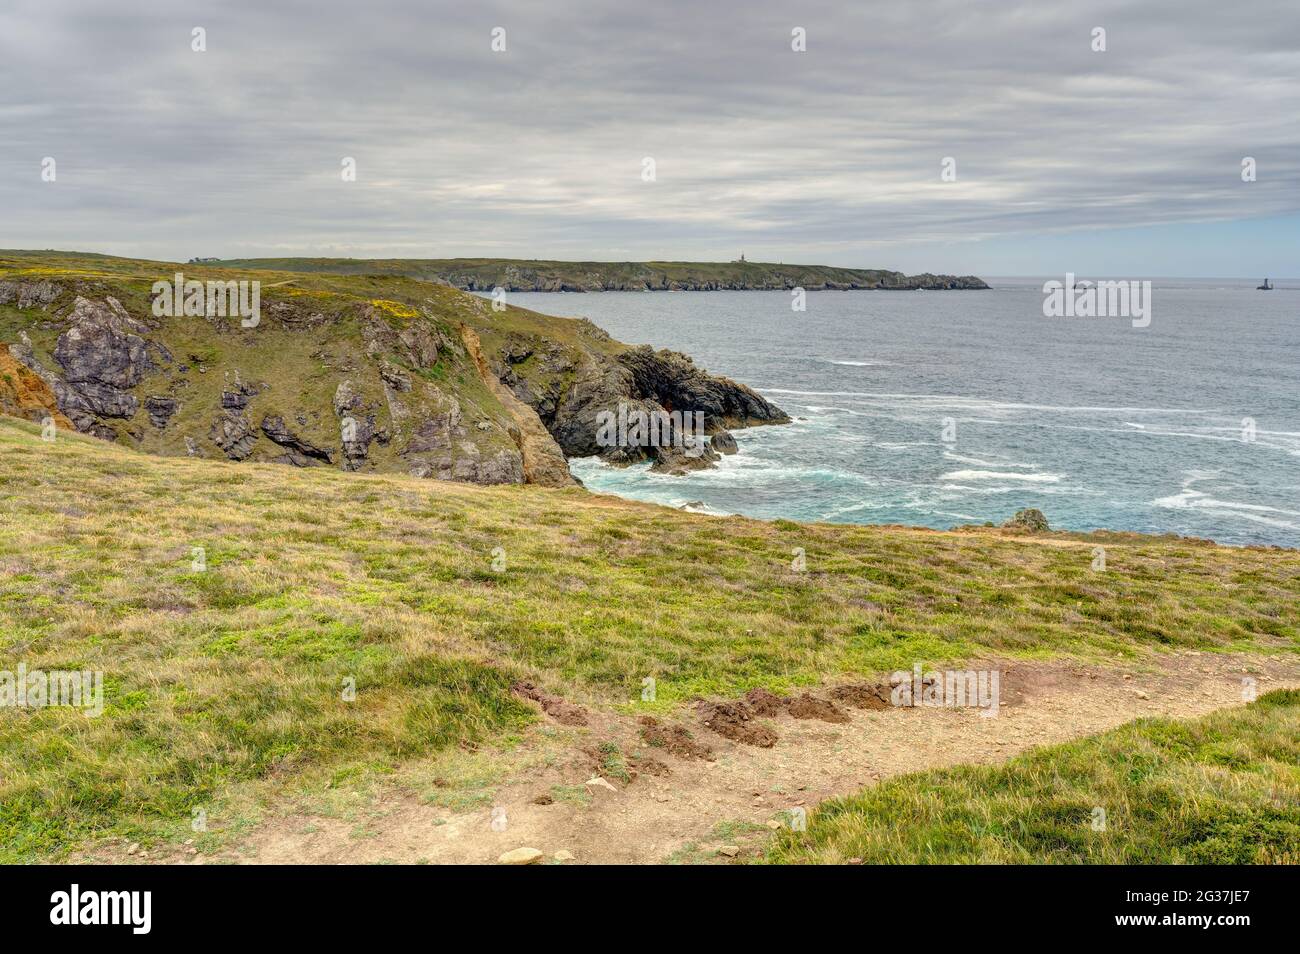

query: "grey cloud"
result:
(1, 0), (1296, 267)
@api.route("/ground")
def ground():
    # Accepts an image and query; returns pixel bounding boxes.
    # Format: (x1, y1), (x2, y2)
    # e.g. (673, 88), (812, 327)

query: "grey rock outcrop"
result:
(0, 280), (63, 309)
(709, 429), (738, 454)
(144, 396), (178, 429)
(261, 414), (333, 465)
(1003, 508), (1050, 532)
(616, 346), (788, 432)
(209, 412), (257, 460)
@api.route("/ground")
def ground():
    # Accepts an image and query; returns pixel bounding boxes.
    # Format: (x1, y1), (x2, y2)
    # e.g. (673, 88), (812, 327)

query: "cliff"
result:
(205, 257), (991, 292)
(0, 253), (788, 486)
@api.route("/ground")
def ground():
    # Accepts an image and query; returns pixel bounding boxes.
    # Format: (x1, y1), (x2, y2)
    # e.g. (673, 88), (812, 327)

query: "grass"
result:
(0, 417), (1297, 861)
(764, 688), (1300, 864)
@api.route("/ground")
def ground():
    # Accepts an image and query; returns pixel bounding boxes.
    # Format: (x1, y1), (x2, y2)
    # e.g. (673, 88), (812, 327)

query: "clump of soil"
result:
(743, 686), (850, 722)
(638, 716), (715, 761)
(785, 692), (850, 724)
(697, 700), (778, 748)
(742, 687), (786, 717)
(510, 681), (589, 726)
(827, 682), (893, 711)
(628, 754), (671, 777)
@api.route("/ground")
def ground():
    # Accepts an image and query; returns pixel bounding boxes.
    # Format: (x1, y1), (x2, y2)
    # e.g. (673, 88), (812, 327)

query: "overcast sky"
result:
(2, 0), (1297, 275)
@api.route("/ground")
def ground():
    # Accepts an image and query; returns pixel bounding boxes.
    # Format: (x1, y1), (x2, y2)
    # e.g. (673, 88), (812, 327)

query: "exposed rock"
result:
(260, 414), (333, 464)
(54, 297), (152, 390)
(58, 380), (137, 420)
(144, 395), (178, 429)
(497, 848), (543, 865)
(0, 279), (62, 309)
(220, 386), (252, 410)
(709, 429), (738, 454)
(378, 362), (411, 392)
(1003, 508), (1050, 532)
(333, 381), (378, 470)
(648, 441), (720, 475)
(460, 325), (573, 487)
(493, 330), (787, 476)
(208, 412), (257, 460)
(617, 346), (789, 432)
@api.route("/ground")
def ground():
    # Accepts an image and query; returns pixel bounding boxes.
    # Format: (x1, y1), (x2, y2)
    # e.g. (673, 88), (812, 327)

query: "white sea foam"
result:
(761, 389), (1214, 415)
(940, 469), (1062, 483)
(941, 450), (1034, 468)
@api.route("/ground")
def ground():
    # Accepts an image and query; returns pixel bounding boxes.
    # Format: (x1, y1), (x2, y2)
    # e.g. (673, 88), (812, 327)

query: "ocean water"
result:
(504, 281), (1300, 548)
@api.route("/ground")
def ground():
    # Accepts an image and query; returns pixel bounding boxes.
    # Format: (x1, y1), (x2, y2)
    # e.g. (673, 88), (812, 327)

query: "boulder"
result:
(649, 441), (720, 475)
(497, 848), (543, 866)
(709, 429), (738, 454)
(1003, 508), (1050, 532)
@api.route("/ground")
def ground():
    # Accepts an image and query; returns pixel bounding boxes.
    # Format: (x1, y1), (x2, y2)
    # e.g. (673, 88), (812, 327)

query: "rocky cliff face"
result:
(0, 264), (789, 485)
(484, 322), (788, 472)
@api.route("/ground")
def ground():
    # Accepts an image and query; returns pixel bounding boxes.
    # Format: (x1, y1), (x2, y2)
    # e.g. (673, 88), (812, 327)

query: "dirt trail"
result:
(121, 651), (1300, 865)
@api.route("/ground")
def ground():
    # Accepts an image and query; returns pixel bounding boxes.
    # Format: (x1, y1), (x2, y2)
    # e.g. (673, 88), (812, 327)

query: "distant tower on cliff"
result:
(738, 252), (746, 263)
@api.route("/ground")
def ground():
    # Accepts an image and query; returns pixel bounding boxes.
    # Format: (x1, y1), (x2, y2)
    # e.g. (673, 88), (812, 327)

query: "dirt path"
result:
(117, 651), (1300, 865)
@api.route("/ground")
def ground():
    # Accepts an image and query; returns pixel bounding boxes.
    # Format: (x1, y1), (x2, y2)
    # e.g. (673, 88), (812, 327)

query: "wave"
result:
(760, 389), (1214, 415)
(1152, 490), (1300, 531)
(942, 449), (1034, 468)
(940, 469), (1062, 483)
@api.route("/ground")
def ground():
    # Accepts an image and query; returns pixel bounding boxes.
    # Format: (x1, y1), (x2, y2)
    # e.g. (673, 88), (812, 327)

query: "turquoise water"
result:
(505, 281), (1300, 547)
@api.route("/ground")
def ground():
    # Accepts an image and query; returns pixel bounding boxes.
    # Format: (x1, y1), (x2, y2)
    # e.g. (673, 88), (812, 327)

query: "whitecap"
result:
(940, 469), (1062, 483)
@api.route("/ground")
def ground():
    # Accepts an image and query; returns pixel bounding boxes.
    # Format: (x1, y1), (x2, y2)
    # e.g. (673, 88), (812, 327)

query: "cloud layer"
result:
(2, 0), (1297, 270)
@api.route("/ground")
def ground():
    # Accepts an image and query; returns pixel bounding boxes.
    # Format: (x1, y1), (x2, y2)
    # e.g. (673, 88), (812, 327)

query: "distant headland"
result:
(201, 257), (991, 292)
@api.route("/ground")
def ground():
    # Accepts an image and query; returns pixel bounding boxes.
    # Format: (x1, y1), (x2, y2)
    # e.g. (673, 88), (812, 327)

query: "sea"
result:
(502, 279), (1299, 548)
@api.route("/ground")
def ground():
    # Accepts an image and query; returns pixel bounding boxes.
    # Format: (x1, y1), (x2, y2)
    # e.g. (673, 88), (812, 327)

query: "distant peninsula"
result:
(204, 257), (991, 292)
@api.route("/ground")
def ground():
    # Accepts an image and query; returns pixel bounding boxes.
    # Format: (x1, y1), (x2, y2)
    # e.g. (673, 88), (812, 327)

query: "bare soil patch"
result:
(511, 681), (589, 726)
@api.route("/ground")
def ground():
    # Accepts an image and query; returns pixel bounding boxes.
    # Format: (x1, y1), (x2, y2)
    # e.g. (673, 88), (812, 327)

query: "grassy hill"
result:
(1, 416), (1297, 861)
(203, 256), (991, 291)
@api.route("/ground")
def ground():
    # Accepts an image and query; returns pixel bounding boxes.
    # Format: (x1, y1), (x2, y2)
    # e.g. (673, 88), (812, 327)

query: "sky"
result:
(2, 0), (1297, 276)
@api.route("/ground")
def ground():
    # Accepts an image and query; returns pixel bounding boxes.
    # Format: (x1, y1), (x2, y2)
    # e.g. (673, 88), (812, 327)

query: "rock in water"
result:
(709, 429), (738, 454)
(1003, 508), (1050, 532)
(498, 847), (544, 865)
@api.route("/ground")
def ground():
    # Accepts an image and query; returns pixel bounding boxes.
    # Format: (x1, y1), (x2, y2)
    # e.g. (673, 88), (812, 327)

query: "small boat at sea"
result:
(1257, 278), (1273, 290)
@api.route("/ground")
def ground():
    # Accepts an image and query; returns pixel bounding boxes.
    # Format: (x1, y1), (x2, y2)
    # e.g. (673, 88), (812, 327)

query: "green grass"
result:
(0, 417), (1297, 861)
(764, 689), (1300, 864)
